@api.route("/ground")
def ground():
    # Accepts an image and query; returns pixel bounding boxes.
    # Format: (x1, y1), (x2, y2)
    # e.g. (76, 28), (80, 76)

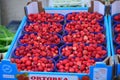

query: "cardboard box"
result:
(25, 0), (106, 15)
(0, 0), (114, 80)
(108, 1), (120, 79)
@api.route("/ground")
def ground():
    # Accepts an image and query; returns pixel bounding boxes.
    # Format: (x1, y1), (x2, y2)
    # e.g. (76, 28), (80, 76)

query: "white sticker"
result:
(93, 68), (107, 80)
(29, 74), (78, 80)
(84, 0), (91, 7)
(94, 1), (105, 15)
(111, 1), (120, 15)
(26, 2), (39, 15)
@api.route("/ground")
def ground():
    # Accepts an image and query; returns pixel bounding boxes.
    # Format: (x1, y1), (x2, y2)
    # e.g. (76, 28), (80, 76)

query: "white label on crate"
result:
(111, 1), (120, 15)
(29, 74), (78, 80)
(84, 0), (91, 7)
(26, 2), (39, 15)
(94, 1), (105, 15)
(93, 68), (107, 80)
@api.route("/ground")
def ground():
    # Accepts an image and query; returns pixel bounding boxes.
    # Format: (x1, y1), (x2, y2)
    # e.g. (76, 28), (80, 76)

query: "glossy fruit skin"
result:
(65, 21), (104, 33)
(14, 44), (59, 59)
(115, 34), (120, 44)
(114, 14), (120, 22)
(11, 57), (55, 72)
(63, 32), (105, 44)
(114, 24), (120, 33)
(25, 22), (62, 34)
(10, 11), (107, 74)
(81, 76), (90, 80)
(17, 74), (29, 80)
(61, 43), (106, 59)
(56, 57), (95, 73)
(20, 33), (61, 45)
(117, 49), (120, 54)
(28, 12), (64, 23)
(116, 46), (120, 55)
(67, 12), (103, 22)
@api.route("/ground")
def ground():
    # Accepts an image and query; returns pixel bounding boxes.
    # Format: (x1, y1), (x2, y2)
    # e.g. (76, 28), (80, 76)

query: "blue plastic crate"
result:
(45, 7), (88, 15)
(110, 1), (120, 77)
(109, 14), (120, 77)
(0, 12), (113, 80)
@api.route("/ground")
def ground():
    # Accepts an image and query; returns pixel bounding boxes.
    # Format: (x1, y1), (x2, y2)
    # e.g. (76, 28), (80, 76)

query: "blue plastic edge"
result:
(108, 15), (115, 56)
(0, 60), (112, 80)
(2, 16), (88, 79)
(4, 16), (27, 59)
(105, 15), (111, 57)
(109, 14), (120, 76)
(108, 15), (120, 77)
(44, 7), (88, 10)
(0, 60), (87, 80)
(89, 16), (113, 80)
(1, 15), (112, 80)
(108, 15), (115, 65)
(90, 16), (112, 80)
(90, 62), (112, 80)
(118, 64), (120, 76)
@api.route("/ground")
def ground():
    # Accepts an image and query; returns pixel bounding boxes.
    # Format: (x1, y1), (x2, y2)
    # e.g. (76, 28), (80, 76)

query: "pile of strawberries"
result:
(114, 13), (120, 22)
(11, 57), (55, 72)
(11, 12), (64, 72)
(65, 21), (104, 33)
(11, 12), (107, 73)
(25, 22), (62, 34)
(63, 32), (105, 44)
(20, 33), (61, 45)
(57, 12), (106, 73)
(56, 57), (95, 73)
(67, 12), (103, 22)
(61, 43), (106, 59)
(113, 13), (120, 55)
(14, 44), (58, 58)
(28, 12), (64, 23)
